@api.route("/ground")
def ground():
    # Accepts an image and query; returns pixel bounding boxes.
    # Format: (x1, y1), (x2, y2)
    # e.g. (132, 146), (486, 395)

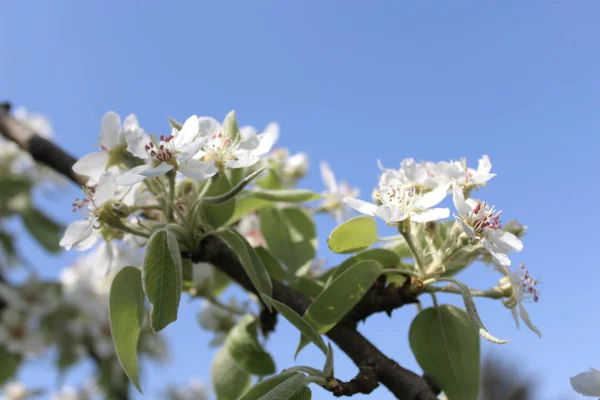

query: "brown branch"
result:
(326, 366), (379, 397)
(0, 102), (438, 400)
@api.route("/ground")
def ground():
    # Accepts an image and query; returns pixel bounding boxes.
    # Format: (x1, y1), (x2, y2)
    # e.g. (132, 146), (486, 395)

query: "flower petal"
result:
(72, 152), (109, 185)
(489, 230), (524, 253)
(477, 155), (492, 174)
(178, 159), (218, 181)
(117, 165), (151, 186)
(455, 215), (477, 239)
(483, 238), (511, 267)
(95, 172), (117, 206)
(173, 115), (200, 149)
(252, 122), (279, 155)
(176, 136), (205, 162)
(518, 304), (542, 338)
(320, 162), (338, 193)
(570, 369), (600, 396)
(139, 163), (173, 177)
(415, 185), (448, 209)
(452, 183), (472, 217)
(227, 152), (260, 169)
(374, 205), (408, 223)
(99, 111), (122, 149)
(343, 198), (378, 217)
(124, 128), (151, 159)
(411, 207), (450, 223)
(197, 117), (221, 137)
(60, 220), (94, 251)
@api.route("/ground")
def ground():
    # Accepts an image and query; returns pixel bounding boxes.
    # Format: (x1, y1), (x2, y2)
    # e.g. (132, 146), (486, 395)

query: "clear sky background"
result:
(1, 1), (599, 399)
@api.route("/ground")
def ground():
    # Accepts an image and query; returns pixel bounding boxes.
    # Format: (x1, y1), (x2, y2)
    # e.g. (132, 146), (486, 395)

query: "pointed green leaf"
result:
(257, 372), (307, 400)
(227, 195), (272, 225)
(290, 386), (312, 400)
(0, 347), (20, 384)
(202, 165), (267, 205)
(264, 296), (327, 357)
(256, 247), (286, 281)
(21, 207), (62, 253)
(409, 305), (481, 400)
(226, 314), (276, 376)
(331, 248), (400, 281)
(259, 207), (316, 274)
(168, 117), (182, 130)
(214, 230), (272, 308)
(289, 277), (324, 299)
(142, 230), (182, 332)
(211, 346), (251, 400)
(249, 189), (321, 203)
(237, 371), (300, 400)
(222, 110), (240, 143)
(109, 266), (145, 393)
(435, 278), (509, 344)
(255, 168), (283, 190)
(304, 260), (382, 334)
(327, 216), (377, 254)
(202, 173), (236, 228)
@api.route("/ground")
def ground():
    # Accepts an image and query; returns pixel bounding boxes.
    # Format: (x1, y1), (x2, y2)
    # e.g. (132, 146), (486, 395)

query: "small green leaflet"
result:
(211, 345), (251, 400)
(226, 314), (276, 376)
(327, 216), (377, 254)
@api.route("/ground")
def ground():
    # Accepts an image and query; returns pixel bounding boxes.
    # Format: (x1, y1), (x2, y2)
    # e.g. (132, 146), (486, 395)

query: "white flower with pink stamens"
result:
(320, 162), (359, 223)
(72, 111), (143, 185)
(452, 184), (522, 266)
(499, 263), (541, 337)
(118, 115), (210, 185)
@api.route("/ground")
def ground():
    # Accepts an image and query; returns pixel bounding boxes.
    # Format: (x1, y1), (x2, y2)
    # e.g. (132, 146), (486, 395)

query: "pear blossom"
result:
(499, 263), (541, 337)
(118, 115), (210, 185)
(0, 308), (45, 356)
(452, 184), (522, 266)
(344, 180), (449, 225)
(184, 112), (278, 180)
(59, 171), (118, 251)
(266, 148), (309, 188)
(319, 162), (359, 223)
(236, 214), (265, 247)
(0, 276), (58, 316)
(73, 112), (143, 185)
(570, 368), (600, 397)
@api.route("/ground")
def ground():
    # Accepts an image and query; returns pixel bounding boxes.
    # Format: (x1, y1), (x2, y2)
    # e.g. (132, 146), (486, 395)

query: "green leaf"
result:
(264, 296), (327, 357)
(255, 168), (283, 190)
(259, 207), (316, 274)
(201, 173), (236, 228)
(168, 117), (182, 130)
(289, 277), (324, 299)
(214, 230), (273, 308)
(109, 266), (145, 393)
(20, 207), (62, 253)
(237, 371), (300, 400)
(227, 196), (272, 225)
(222, 110), (240, 143)
(0, 347), (20, 384)
(142, 230), (183, 332)
(327, 216), (377, 254)
(257, 372), (307, 400)
(290, 386), (312, 400)
(304, 260), (382, 334)
(226, 314), (276, 376)
(248, 189), (321, 203)
(202, 165), (267, 205)
(409, 305), (481, 400)
(435, 278), (509, 344)
(331, 248), (400, 282)
(211, 346), (251, 400)
(256, 247), (286, 281)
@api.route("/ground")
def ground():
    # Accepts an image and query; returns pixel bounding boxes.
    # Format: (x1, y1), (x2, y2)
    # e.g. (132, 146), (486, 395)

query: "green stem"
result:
(399, 228), (425, 273)
(430, 292), (439, 307)
(166, 170), (176, 221)
(423, 284), (505, 299)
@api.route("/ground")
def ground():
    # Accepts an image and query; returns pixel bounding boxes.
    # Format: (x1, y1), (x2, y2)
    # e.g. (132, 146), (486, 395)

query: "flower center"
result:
(204, 132), (234, 163)
(471, 202), (501, 234)
(380, 184), (417, 211)
(145, 135), (175, 162)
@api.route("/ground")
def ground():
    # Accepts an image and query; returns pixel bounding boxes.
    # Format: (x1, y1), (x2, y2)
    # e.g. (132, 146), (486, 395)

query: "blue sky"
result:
(1, 1), (599, 399)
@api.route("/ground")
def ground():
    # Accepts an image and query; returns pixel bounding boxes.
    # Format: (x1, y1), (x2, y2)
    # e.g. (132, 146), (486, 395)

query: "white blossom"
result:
(0, 309), (45, 356)
(0, 381), (28, 400)
(570, 367), (600, 397)
(498, 263), (541, 337)
(319, 162), (359, 223)
(73, 112), (144, 185)
(452, 184), (522, 267)
(236, 214), (265, 247)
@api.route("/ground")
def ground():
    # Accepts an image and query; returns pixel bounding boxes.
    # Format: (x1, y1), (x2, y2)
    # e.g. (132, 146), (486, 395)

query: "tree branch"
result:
(0, 103), (438, 400)
(326, 366), (379, 397)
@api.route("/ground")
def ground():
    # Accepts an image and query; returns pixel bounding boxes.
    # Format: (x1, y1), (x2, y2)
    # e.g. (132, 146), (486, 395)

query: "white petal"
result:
(125, 129), (151, 159)
(343, 198), (378, 216)
(72, 152), (109, 185)
(178, 159), (218, 181)
(570, 369), (600, 396)
(483, 238), (511, 267)
(415, 185), (448, 209)
(95, 172), (117, 206)
(518, 304), (542, 338)
(510, 306), (520, 329)
(176, 136), (205, 162)
(489, 229), (524, 253)
(374, 205), (408, 223)
(117, 165), (151, 186)
(411, 207), (450, 223)
(227, 152), (260, 169)
(320, 162), (338, 193)
(197, 117), (221, 137)
(452, 183), (471, 217)
(173, 115), (200, 148)
(252, 123), (279, 155)
(60, 220), (94, 250)
(72, 229), (100, 251)
(455, 215), (477, 239)
(99, 111), (122, 149)
(139, 163), (173, 177)
(477, 154), (492, 174)
(470, 173), (496, 185)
